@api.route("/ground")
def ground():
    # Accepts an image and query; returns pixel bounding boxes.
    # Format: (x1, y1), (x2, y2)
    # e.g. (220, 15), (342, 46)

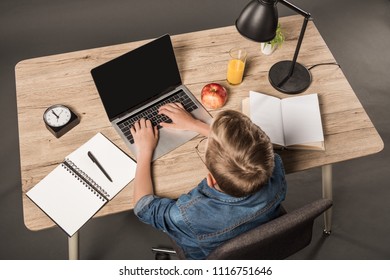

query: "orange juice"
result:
(227, 59), (245, 85)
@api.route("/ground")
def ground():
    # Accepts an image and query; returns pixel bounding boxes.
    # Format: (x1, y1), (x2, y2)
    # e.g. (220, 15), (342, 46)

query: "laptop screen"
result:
(91, 34), (182, 120)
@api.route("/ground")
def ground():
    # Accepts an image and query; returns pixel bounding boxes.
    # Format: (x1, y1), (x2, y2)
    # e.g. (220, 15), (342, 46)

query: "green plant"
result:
(263, 23), (285, 50)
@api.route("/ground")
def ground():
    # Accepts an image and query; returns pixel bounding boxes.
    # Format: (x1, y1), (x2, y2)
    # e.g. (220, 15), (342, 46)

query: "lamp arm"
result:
(278, 0), (312, 19)
(287, 16), (309, 76)
(275, 0), (312, 85)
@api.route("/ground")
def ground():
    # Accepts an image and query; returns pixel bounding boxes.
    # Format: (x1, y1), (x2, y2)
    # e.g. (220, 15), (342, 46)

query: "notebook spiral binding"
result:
(62, 159), (110, 202)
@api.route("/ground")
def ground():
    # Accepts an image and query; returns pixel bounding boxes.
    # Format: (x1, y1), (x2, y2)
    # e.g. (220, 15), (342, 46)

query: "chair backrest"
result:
(206, 198), (333, 260)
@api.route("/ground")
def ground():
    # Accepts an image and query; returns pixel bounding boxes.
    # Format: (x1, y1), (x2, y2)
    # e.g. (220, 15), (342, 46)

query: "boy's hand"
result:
(158, 103), (196, 130)
(159, 103), (211, 137)
(130, 118), (158, 159)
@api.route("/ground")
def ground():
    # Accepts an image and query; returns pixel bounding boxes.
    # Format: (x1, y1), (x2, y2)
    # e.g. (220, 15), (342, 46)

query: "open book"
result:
(242, 91), (325, 150)
(26, 133), (137, 236)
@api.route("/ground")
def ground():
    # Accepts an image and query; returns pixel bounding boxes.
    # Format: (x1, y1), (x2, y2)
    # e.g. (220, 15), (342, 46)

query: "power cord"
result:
(308, 62), (341, 70)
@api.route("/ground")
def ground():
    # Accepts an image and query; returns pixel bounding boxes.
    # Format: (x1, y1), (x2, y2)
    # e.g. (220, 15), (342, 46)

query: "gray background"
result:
(1, 0), (389, 259)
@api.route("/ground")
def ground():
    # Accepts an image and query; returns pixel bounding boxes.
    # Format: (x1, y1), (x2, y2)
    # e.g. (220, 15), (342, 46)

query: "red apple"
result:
(201, 83), (228, 109)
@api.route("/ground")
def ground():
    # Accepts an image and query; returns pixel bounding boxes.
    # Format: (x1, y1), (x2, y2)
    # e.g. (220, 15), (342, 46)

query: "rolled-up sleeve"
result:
(134, 194), (178, 232)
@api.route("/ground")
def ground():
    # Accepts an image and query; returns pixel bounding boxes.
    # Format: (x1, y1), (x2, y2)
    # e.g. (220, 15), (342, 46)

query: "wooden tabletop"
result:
(16, 15), (383, 232)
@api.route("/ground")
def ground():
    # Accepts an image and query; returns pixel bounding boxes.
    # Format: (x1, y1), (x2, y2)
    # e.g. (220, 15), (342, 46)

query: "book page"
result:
(26, 164), (106, 237)
(66, 133), (137, 199)
(249, 91), (285, 146)
(281, 94), (324, 146)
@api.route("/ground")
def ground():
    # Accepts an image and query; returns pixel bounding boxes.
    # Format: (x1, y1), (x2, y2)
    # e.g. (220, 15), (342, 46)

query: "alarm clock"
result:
(43, 104), (80, 138)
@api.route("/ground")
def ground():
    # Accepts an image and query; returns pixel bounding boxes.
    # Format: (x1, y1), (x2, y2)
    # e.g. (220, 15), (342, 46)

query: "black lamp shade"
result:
(236, 0), (278, 42)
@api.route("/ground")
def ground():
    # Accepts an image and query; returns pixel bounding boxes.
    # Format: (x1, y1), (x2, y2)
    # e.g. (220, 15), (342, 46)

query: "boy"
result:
(130, 103), (287, 260)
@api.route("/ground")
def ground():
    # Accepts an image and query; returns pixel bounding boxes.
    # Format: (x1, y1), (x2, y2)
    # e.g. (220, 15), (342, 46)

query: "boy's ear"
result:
(207, 173), (218, 187)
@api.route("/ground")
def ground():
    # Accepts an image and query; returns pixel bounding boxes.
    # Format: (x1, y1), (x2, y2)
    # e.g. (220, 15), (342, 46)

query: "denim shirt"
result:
(134, 154), (287, 260)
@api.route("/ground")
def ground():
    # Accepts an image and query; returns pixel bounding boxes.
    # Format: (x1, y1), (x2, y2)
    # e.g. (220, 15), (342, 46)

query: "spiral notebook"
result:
(26, 133), (137, 237)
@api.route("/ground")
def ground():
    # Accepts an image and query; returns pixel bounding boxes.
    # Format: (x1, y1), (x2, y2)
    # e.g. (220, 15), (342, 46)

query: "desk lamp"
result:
(236, 0), (312, 94)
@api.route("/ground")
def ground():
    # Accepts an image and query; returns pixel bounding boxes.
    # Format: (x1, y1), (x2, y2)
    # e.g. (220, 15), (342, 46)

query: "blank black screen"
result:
(91, 34), (182, 120)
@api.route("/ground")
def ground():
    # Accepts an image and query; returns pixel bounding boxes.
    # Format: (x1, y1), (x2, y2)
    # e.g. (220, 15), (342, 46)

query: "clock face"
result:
(43, 105), (72, 127)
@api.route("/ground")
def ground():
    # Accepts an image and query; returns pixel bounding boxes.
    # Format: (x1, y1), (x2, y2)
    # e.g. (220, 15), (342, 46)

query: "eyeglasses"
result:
(195, 136), (208, 165)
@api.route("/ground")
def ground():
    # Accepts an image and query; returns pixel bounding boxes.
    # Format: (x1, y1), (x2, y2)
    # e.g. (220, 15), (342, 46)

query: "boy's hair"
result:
(205, 110), (275, 197)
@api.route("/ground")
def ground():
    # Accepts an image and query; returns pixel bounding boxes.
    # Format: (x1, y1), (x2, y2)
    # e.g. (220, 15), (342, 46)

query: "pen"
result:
(87, 151), (113, 182)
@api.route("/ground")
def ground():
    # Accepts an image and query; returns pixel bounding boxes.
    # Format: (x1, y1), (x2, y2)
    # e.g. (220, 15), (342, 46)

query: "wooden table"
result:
(16, 15), (383, 259)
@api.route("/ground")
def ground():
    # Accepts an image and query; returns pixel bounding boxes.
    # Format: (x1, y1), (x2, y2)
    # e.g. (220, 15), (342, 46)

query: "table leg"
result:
(322, 164), (333, 235)
(68, 231), (79, 260)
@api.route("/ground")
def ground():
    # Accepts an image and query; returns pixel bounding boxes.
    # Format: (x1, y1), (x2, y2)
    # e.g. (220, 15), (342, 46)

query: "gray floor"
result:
(0, 0), (389, 260)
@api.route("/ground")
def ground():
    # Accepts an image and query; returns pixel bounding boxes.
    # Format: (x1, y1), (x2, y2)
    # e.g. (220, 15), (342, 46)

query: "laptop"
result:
(91, 34), (212, 161)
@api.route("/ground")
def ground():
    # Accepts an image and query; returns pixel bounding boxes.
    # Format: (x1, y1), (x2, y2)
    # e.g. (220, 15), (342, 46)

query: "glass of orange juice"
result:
(227, 48), (247, 85)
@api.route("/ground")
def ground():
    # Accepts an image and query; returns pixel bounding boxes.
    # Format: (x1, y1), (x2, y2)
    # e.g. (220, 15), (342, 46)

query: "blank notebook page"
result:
(281, 94), (324, 146)
(27, 164), (106, 236)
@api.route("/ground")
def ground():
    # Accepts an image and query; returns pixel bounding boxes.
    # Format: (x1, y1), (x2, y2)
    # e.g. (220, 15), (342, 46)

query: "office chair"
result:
(152, 198), (333, 260)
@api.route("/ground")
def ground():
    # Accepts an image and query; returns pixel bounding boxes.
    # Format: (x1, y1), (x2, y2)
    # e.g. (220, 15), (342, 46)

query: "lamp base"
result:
(269, 60), (312, 94)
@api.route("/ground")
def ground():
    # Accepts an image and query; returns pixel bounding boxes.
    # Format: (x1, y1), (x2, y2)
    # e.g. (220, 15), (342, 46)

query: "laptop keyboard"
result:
(117, 90), (199, 144)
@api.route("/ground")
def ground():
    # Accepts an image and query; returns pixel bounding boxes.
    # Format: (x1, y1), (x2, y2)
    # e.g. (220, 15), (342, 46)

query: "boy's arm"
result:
(158, 103), (210, 137)
(133, 149), (154, 204)
(130, 118), (158, 205)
